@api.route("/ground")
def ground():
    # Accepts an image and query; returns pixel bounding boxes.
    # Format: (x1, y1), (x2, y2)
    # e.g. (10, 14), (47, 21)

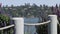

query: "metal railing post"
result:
(48, 15), (58, 34)
(12, 17), (24, 34)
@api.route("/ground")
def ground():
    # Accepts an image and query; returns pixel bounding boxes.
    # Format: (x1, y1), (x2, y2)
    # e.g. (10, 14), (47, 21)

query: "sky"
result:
(0, 0), (60, 6)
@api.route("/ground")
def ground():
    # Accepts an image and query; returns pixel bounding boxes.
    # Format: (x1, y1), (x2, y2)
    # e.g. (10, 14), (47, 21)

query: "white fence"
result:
(0, 15), (58, 34)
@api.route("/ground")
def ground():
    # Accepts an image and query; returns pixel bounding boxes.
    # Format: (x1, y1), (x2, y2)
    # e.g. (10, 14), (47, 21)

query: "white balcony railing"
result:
(0, 15), (58, 34)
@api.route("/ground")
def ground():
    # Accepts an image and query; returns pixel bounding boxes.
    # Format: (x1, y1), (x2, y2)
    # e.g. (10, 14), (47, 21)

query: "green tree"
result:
(0, 14), (14, 34)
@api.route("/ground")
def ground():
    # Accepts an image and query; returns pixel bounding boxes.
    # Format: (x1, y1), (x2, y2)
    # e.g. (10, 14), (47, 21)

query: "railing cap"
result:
(11, 17), (24, 20)
(48, 15), (57, 17)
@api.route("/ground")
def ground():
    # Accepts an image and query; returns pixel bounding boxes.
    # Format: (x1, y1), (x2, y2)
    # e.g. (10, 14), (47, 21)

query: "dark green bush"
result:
(0, 14), (14, 34)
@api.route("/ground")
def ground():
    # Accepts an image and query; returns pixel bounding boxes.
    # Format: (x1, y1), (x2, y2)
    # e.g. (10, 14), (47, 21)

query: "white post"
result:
(48, 15), (58, 34)
(12, 17), (24, 34)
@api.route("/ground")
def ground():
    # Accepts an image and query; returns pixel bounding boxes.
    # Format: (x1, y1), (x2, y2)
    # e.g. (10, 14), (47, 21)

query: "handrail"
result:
(0, 20), (59, 30)
(24, 20), (50, 25)
(0, 20), (50, 30)
(0, 24), (14, 30)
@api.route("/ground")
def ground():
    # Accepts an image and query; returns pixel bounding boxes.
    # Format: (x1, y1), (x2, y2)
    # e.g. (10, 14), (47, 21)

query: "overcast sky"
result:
(0, 0), (60, 6)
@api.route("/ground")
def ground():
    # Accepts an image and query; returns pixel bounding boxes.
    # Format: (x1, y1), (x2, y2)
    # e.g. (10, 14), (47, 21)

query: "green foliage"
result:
(0, 14), (10, 24)
(0, 14), (13, 34)
(35, 24), (48, 34)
